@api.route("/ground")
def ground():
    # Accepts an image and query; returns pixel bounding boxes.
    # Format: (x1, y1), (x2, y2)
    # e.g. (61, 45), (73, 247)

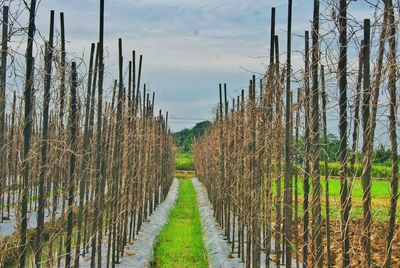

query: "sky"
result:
(32, 0), (316, 131)
(5, 0), (389, 141)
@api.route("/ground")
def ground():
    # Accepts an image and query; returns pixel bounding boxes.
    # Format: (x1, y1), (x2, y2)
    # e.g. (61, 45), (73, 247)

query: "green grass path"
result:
(154, 179), (208, 268)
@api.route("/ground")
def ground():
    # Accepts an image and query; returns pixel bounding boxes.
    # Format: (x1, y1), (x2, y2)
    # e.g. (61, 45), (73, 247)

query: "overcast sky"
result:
(7, 0), (387, 139)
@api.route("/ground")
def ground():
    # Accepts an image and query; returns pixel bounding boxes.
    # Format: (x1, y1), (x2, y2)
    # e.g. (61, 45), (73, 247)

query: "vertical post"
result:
(294, 88), (301, 268)
(75, 42), (96, 267)
(19, 1), (37, 267)
(274, 34), (282, 268)
(251, 75), (260, 267)
(218, 83), (224, 227)
(35, 10), (55, 267)
(223, 83), (230, 241)
(0, 5), (9, 222)
(338, 0), (350, 267)
(310, 1), (322, 266)
(59, 12), (66, 130)
(361, 18), (371, 268)
(302, 31), (311, 268)
(384, 1), (398, 267)
(111, 38), (124, 266)
(269, 7), (276, 66)
(65, 62), (78, 268)
(91, 0), (105, 266)
(284, 1), (293, 267)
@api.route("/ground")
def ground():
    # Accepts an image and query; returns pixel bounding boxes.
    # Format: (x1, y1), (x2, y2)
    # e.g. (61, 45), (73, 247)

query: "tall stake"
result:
(269, 7), (275, 66)
(310, 0), (322, 266)
(284, 1), (293, 267)
(35, 10), (55, 267)
(75, 42), (96, 267)
(338, 1), (350, 267)
(0, 5), (9, 221)
(91, 0), (105, 266)
(59, 12), (66, 131)
(65, 62), (78, 268)
(112, 38), (124, 266)
(56, 13), (67, 267)
(294, 88), (301, 268)
(361, 18), (371, 268)
(265, 10), (275, 268)
(19, 1), (37, 267)
(274, 34), (282, 268)
(302, 30), (310, 268)
(384, 1), (398, 266)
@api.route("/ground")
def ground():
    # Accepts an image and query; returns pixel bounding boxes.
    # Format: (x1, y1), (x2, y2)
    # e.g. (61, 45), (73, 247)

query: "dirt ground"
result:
(288, 219), (400, 267)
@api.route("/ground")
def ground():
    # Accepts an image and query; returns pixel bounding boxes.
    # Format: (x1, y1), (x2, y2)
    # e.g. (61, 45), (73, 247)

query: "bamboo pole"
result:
(338, 1), (350, 266)
(302, 30), (310, 268)
(19, 0), (37, 266)
(310, 1), (322, 266)
(284, 1), (293, 266)
(384, 1), (398, 267)
(0, 5), (9, 222)
(74, 42), (96, 267)
(90, 0), (105, 265)
(65, 61), (78, 268)
(361, 18), (371, 268)
(35, 10), (55, 267)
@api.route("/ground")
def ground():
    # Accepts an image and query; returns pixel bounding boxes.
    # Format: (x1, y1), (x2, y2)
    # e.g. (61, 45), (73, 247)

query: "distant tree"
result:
(296, 133), (340, 163)
(173, 128), (192, 152)
(326, 133), (340, 161)
(192, 120), (212, 137)
(373, 144), (391, 164)
(173, 121), (211, 152)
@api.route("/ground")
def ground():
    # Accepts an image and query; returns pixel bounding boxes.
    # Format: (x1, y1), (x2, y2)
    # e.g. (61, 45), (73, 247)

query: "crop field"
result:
(175, 153), (195, 171)
(177, 152), (398, 220)
(0, 1), (176, 267)
(193, 0), (400, 266)
(0, 0), (399, 268)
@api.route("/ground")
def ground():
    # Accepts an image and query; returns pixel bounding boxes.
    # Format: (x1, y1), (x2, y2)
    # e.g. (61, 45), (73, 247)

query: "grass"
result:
(174, 151), (397, 221)
(175, 153), (195, 171)
(320, 161), (395, 179)
(154, 179), (208, 268)
(279, 175), (396, 200)
(272, 176), (400, 221)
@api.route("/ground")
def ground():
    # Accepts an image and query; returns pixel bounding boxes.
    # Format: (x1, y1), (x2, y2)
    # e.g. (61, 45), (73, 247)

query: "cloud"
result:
(6, 0), (377, 134)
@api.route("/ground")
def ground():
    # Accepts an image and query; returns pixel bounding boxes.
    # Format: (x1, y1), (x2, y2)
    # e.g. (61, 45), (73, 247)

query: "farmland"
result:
(0, 0), (399, 268)
(193, 0), (400, 266)
(0, 0), (176, 267)
(181, 151), (399, 220)
(175, 153), (195, 171)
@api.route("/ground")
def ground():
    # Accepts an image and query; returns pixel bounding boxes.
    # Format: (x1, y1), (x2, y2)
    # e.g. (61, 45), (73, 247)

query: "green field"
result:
(175, 153), (195, 171)
(284, 175), (395, 200)
(177, 153), (398, 220)
(275, 176), (399, 221)
(154, 179), (208, 268)
(320, 161), (395, 179)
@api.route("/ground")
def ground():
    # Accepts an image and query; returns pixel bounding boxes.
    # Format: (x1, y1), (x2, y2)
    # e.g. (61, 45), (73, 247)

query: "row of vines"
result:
(194, 0), (399, 267)
(0, 0), (175, 267)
